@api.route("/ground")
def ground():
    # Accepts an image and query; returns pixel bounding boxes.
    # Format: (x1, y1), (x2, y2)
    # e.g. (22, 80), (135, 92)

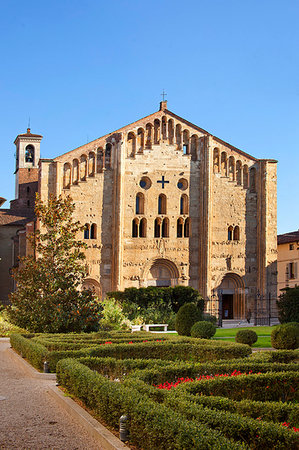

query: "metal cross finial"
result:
(161, 89), (167, 101)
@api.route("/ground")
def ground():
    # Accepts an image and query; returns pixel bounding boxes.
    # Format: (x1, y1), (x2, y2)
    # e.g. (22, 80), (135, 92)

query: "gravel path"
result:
(0, 339), (101, 449)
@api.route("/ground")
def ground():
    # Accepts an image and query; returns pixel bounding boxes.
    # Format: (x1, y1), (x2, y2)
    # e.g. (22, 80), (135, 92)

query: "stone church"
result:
(0, 101), (278, 320)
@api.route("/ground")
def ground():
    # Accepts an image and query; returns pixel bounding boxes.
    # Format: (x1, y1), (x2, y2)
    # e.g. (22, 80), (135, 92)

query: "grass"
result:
(213, 336), (272, 347)
(214, 326), (274, 337)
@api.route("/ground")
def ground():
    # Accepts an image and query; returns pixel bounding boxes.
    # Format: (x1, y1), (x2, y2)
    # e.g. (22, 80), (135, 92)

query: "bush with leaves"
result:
(271, 322), (299, 349)
(8, 195), (101, 333)
(235, 330), (258, 346)
(175, 303), (203, 336)
(191, 321), (216, 339)
(277, 287), (299, 323)
(99, 298), (131, 331)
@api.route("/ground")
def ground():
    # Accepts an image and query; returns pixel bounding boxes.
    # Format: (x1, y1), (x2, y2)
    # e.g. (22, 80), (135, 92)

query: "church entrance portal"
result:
(217, 273), (245, 320)
(145, 259), (179, 287)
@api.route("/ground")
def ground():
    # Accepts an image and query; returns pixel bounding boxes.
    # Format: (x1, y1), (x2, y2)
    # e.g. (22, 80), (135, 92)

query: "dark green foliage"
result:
(191, 321), (216, 339)
(277, 286), (299, 323)
(175, 371), (299, 402)
(8, 195), (101, 333)
(10, 333), (48, 371)
(202, 313), (217, 325)
(169, 392), (299, 427)
(235, 330), (258, 346)
(271, 323), (299, 350)
(107, 286), (204, 314)
(56, 358), (244, 450)
(175, 303), (203, 336)
(165, 394), (298, 449)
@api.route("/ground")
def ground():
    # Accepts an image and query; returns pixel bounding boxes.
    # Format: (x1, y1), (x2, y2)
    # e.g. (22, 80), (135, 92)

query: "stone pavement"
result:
(0, 338), (100, 450)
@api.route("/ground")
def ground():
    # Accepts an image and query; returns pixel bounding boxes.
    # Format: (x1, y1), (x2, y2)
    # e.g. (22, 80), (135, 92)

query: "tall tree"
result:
(9, 194), (101, 332)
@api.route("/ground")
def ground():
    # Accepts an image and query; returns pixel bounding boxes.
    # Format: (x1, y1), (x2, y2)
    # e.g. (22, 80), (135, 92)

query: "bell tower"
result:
(11, 128), (43, 211)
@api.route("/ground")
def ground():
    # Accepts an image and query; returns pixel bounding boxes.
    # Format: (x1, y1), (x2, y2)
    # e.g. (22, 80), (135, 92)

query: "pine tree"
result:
(9, 194), (101, 332)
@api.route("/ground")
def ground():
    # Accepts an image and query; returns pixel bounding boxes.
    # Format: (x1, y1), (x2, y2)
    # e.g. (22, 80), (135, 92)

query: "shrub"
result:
(175, 303), (203, 336)
(271, 323), (299, 350)
(191, 321), (216, 339)
(235, 330), (258, 346)
(202, 313), (217, 325)
(99, 298), (131, 331)
(277, 286), (299, 323)
(10, 333), (48, 371)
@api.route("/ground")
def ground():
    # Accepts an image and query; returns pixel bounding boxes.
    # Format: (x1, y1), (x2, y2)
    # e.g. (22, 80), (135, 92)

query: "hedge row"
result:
(165, 394), (298, 449)
(170, 391), (299, 427)
(10, 333), (48, 371)
(56, 358), (245, 450)
(126, 360), (299, 385)
(174, 371), (299, 402)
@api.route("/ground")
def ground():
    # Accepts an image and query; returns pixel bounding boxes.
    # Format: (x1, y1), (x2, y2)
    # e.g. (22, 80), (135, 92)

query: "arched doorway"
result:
(217, 273), (245, 320)
(145, 259), (179, 287)
(82, 278), (102, 297)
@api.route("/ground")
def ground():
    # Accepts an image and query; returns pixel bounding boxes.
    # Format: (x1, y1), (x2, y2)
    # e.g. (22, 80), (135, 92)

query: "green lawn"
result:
(213, 335), (272, 348)
(214, 326), (274, 337)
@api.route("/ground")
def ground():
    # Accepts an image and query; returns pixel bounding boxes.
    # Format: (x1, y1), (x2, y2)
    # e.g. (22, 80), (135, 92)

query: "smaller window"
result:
(228, 226), (233, 241)
(26, 186), (30, 194)
(139, 176), (151, 190)
(154, 218), (161, 238)
(132, 218), (138, 238)
(233, 226), (240, 241)
(90, 224), (97, 239)
(183, 144), (188, 154)
(184, 218), (190, 237)
(177, 218), (183, 238)
(289, 244), (294, 250)
(27, 200), (30, 207)
(25, 145), (34, 163)
(84, 224), (90, 239)
(288, 262), (297, 279)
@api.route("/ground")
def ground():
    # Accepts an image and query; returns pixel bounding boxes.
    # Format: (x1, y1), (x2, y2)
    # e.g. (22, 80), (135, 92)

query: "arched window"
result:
(184, 218), (190, 237)
(162, 218), (169, 237)
(250, 167), (256, 192)
(243, 165), (249, 188)
(154, 119), (160, 144)
(228, 156), (235, 181)
(88, 152), (96, 177)
(139, 218), (146, 238)
(80, 155), (87, 181)
(132, 218), (139, 238)
(183, 130), (190, 154)
(158, 194), (167, 214)
(233, 226), (240, 241)
(90, 223), (97, 239)
(221, 152), (227, 176)
(145, 123), (152, 149)
(180, 194), (188, 215)
(168, 119), (174, 145)
(27, 186), (30, 194)
(63, 163), (71, 189)
(154, 218), (161, 238)
(136, 193), (144, 214)
(84, 224), (90, 239)
(105, 143), (112, 168)
(137, 128), (144, 153)
(236, 161), (242, 185)
(176, 124), (182, 149)
(27, 200), (30, 207)
(228, 226), (233, 241)
(97, 147), (104, 172)
(25, 145), (34, 163)
(191, 135), (198, 161)
(177, 218), (183, 238)
(73, 159), (79, 184)
(162, 116), (167, 141)
(213, 148), (220, 173)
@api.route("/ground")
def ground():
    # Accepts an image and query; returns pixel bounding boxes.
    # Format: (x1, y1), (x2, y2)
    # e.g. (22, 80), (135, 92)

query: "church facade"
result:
(1, 101), (278, 320)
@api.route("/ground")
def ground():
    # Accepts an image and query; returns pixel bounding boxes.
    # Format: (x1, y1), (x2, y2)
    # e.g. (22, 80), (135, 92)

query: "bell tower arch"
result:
(12, 128), (42, 211)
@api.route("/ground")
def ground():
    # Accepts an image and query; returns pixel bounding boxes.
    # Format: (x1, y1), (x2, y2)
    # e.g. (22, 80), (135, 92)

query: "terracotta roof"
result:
(277, 230), (299, 245)
(0, 209), (34, 226)
(14, 128), (43, 143)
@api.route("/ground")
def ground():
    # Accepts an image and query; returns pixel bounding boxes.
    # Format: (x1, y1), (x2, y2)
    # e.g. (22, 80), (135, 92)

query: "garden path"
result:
(0, 338), (100, 449)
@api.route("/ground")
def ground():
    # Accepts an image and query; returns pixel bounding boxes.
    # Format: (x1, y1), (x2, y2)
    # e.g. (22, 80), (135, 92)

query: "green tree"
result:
(8, 194), (101, 333)
(277, 287), (299, 323)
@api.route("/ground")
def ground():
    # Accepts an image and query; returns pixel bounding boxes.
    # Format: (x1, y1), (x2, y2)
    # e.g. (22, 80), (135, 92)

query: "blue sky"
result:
(0, 0), (298, 234)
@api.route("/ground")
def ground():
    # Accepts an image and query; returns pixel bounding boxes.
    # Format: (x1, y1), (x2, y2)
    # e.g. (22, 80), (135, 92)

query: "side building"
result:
(277, 230), (299, 294)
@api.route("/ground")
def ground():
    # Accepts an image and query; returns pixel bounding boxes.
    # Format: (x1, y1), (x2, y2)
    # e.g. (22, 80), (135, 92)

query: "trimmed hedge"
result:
(175, 303), (203, 336)
(10, 333), (48, 371)
(271, 323), (299, 350)
(165, 394), (298, 449)
(169, 392), (299, 427)
(235, 330), (258, 346)
(44, 341), (251, 372)
(56, 358), (244, 449)
(191, 321), (216, 339)
(174, 371), (299, 402)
